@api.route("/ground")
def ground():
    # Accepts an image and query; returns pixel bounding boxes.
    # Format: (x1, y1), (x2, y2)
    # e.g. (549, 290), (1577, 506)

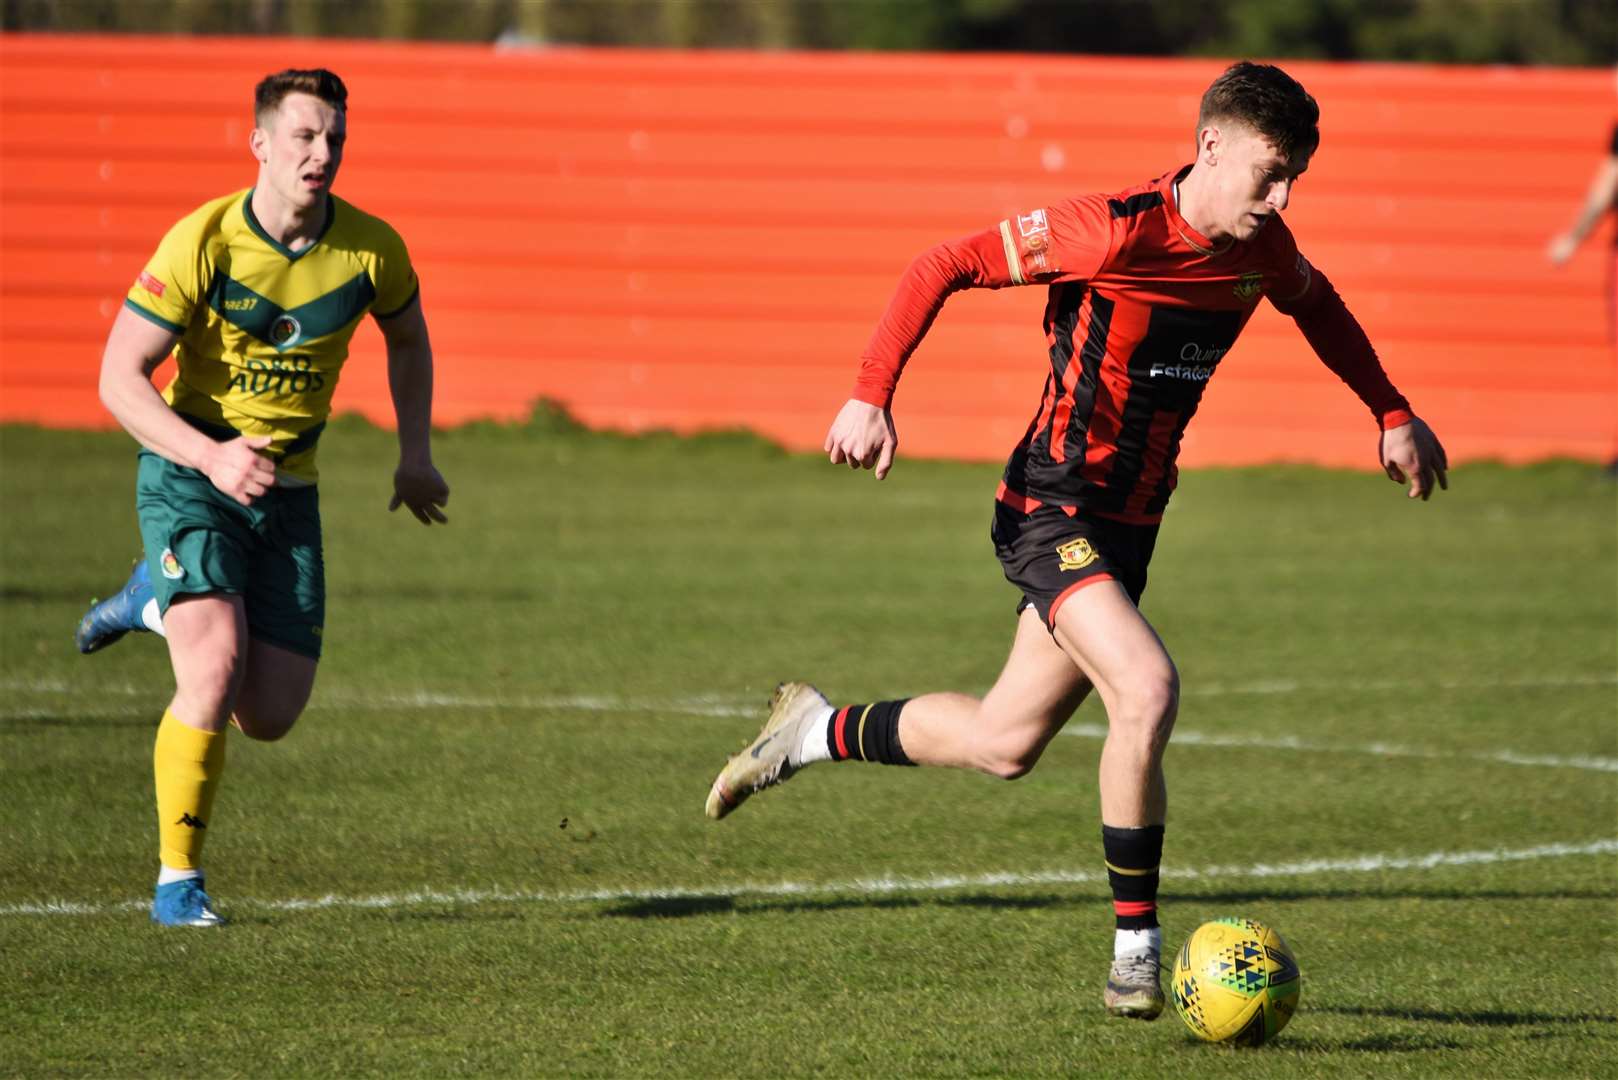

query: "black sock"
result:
(826, 700), (915, 765)
(1102, 824), (1164, 931)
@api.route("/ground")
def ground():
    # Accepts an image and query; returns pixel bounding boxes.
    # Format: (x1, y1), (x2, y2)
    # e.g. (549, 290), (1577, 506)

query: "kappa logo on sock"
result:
(160, 548), (185, 580)
(175, 813), (207, 829)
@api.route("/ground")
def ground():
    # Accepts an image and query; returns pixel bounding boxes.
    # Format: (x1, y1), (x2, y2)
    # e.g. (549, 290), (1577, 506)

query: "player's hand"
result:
(1546, 232), (1579, 266)
(1380, 417), (1448, 501)
(825, 398), (898, 480)
(390, 459), (449, 525)
(203, 435), (276, 506)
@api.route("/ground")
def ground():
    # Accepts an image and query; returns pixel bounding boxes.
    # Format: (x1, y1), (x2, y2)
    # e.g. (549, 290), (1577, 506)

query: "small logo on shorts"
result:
(269, 314), (303, 347)
(1056, 537), (1098, 571)
(160, 548), (185, 580)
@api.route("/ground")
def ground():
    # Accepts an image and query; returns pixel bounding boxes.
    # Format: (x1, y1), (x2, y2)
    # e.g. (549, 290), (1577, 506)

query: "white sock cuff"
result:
(794, 704), (837, 765)
(157, 865), (202, 886)
(1115, 926), (1162, 957)
(140, 598), (166, 636)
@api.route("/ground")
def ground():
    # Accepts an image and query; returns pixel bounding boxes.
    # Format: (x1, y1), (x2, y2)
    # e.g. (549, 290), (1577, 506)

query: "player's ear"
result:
(249, 124), (269, 164)
(1197, 125), (1221, 166)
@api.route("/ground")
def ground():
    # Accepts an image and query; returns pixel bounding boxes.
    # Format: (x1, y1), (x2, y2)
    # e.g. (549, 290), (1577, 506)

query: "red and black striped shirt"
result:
(854, 166), (1413, 524)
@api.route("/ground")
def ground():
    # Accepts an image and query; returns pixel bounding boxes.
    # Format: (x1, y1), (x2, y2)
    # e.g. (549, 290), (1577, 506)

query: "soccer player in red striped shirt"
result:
(706, 61), (1447, 1019)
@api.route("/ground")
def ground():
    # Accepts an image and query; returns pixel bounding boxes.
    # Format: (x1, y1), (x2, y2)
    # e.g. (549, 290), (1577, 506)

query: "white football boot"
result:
(1104, 946), (1166, 1019)
(704, 682), (831, 820)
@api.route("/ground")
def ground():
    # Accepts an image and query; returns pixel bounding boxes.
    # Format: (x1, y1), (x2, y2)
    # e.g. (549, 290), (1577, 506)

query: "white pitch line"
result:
(1057, 722), (1618, 773)
(0, 680), (760, 718)
(1181, 672), (1618, 697)
(2, 838), (1613, 920)
(3, 670), (1613, 707)
(6, 679), (1615, 771)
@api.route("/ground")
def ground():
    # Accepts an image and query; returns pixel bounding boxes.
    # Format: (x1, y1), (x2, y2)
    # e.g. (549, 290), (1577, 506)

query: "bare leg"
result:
(153, 595), (314, 877)
(233, 638), (317, 741)
(897, 606), (1093, 778)
(150, 594), (248, 906)
(163, 598), (317, 740)
(1049, 581), (1179, 827)
(163, 594), (250, 731)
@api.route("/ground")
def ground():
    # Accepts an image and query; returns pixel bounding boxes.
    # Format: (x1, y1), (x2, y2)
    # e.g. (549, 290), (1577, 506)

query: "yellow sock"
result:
(154, 710), (227, 870)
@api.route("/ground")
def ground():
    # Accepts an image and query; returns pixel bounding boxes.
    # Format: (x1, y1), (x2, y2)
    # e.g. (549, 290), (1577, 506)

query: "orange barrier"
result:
(2, 35), (1612, 466)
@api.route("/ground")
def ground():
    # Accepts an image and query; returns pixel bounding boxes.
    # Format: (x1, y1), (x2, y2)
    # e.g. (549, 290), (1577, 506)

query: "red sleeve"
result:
(851, 228), (1008, 407)
(852, 197), (1114, 408)
(1274, 260), (1413, 431)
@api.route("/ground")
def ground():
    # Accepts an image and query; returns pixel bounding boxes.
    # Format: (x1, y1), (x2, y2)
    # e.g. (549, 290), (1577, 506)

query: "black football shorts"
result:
(991, 500), (1160, 628)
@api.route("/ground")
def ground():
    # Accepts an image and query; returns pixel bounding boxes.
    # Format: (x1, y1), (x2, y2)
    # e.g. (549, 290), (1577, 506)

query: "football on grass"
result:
(1170, 917), (1301, 1046)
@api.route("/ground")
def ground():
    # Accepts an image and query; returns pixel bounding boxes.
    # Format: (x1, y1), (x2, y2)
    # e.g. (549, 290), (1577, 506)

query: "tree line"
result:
(7, 0), (1615, 66)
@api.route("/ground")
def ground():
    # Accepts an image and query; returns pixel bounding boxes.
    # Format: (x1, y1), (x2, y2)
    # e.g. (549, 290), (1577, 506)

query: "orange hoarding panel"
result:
(2, 35), (1612, 466)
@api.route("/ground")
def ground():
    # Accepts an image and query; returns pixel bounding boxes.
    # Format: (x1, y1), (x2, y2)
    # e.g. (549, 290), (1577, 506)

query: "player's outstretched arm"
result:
(1547, 155), (1618, 266)
(825, 398), (898, 480)
(1379, 416), (1448, 501)
(98, 305), (275, 505)
(376, 300), (449, 525)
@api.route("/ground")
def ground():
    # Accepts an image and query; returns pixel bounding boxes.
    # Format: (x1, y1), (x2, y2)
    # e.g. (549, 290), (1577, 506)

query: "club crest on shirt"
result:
(270, 314), (303, 347)
(1056, 537), (1099, 571)
(1232, 271), (1265, 300)
(160, 548), (185, 580)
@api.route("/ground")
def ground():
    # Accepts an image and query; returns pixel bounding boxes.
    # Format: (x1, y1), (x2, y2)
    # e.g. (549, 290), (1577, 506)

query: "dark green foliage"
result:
(5, 0), (1614, 65)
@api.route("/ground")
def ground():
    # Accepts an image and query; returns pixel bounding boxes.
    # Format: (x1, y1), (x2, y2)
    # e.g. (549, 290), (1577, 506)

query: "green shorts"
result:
(135, 450), (326, 659)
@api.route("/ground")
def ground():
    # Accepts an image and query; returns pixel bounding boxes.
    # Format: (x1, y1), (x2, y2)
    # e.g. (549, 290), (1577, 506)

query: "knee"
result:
(974, 721), (1053, 781)
(233, 690), (304, 741)
(232, 707), (299, 742)
(984, 753), (1039, 781)
(233, 663), (313, 741)
(1113, 668), (1180, 747)
(172, 666), (245, 727)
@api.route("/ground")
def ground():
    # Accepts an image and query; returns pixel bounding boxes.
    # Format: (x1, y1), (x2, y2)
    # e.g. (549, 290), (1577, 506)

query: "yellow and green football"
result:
(1171, 918), (1301, 1046)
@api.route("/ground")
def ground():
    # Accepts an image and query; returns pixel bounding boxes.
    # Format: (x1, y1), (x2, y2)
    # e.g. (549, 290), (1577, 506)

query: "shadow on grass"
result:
(1187, 1006), (1615, 1056)
(1165, 886), (1618, 905)
(1313, 1004), (1618, 1028)
(1280, 1032), (1465, 1053)
(599, 885), (1618, 919)
(604, 894), (936, 919)
(602, 896), (742, 918)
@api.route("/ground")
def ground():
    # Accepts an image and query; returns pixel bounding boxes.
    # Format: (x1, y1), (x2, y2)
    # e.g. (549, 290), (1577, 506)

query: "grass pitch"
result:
(1, 415), (1614, 1078)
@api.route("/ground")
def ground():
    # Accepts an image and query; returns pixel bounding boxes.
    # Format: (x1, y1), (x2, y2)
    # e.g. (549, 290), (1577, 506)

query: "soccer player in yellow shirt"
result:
(74, 68), (449, 926)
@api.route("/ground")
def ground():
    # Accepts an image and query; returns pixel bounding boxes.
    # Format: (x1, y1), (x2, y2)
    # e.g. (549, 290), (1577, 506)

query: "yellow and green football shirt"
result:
(123, 188), (419, 485)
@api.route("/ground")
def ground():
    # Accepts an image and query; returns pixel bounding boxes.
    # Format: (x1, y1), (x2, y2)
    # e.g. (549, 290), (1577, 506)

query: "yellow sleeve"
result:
(371, 223), (419, 318)
(124, 208), (212, 334)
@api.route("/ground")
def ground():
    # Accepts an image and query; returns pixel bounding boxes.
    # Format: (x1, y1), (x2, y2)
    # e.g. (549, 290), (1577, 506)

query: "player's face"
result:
(1207, 124), (1311, 242)
(252, 92), (346, 213)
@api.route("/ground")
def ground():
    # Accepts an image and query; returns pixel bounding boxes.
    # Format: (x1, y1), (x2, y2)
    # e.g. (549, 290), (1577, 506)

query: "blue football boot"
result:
(75, 559), (153, 654)
(151, 876), (226, 928)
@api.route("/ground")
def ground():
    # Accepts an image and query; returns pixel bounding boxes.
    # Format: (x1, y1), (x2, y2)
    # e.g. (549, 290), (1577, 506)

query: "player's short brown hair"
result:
(1198, 62), (1319, 159)
(254, 68), (348, 125)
